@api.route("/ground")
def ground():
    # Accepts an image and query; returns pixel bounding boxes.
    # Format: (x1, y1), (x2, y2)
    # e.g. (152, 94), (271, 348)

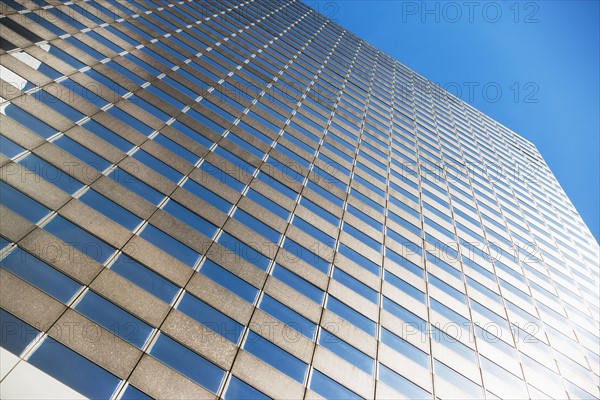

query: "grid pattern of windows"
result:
(1, 0), (599, 399)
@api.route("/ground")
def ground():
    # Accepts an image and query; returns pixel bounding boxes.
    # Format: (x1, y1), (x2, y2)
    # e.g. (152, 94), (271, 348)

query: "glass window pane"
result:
(28, 340), (120, 399)
(149, 333), (225, 393)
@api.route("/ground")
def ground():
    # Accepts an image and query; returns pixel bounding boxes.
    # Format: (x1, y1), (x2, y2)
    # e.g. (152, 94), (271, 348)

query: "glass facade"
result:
(0, 0), (598, 398)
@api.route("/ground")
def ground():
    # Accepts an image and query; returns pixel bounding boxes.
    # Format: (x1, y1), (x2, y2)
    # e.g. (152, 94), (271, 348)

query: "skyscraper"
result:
(0, 0), (598, 398)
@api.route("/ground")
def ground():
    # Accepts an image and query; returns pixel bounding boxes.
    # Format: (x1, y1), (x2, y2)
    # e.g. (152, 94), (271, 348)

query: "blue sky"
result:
(306, 0), (600, 242)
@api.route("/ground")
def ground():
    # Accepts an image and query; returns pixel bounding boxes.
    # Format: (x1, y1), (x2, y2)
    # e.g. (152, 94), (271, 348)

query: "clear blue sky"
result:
(304, 0), (600, 243)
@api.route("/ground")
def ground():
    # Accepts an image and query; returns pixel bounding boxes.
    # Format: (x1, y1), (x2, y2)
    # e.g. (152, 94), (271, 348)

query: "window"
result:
(332, 267), (378, 303)
(79, 189), (142, 231)
(139, 224), (200, 267)
(0, 309), (40, 356)
(28, 340), (120, 399)
(44, 216), (116, 264)
(378, 363), (431, 399)
(326, 296), (376, 336)
(0, 182), (50, 223)
(149, 333), (225, 393)
(75, 291), (153, 348)
(108, 167), (164, 205)
(110, 254), (178, 304)
(271, 264), (324, 304)
(1, 247), (81, 303)
(163, 200), (218, 239)
(309, 369), (362, 400)
(243, 331), (307, 383)
(217, 232), (271, 271)
(200, 259), (258, 303)
(258, 294), (318, 340)
(318, 330), (373, 374)
(223, 376), (270, 400)
(177, 292), (243, 343)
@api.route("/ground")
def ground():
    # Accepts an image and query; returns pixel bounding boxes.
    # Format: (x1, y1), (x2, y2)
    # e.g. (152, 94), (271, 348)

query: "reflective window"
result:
(110, 254), (178, 303)
(319, 329), (373, 374)
(0, 182), (50, 223)
(309, 369), (362, 400)
(200, 259), (258, 303)
(223, 376), (270, 400)
(243, 331), (307, 382)
(149, 333), (225, 393)
(177, 292), (243, 343)
(139, 224), (200, 267)
(44, 216), (115, 264)
(28, 340), (120, 399)
(75, 291), (153, 348)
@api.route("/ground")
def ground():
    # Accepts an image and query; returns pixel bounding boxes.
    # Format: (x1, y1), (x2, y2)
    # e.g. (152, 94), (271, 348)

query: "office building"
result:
(0, 0), (598, 398)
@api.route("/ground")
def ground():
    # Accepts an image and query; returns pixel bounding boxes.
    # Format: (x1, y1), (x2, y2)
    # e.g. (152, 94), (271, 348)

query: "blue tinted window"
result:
(59, 77), (109, 108)
(379, 363), (431, 399)
(380, 328), (429, 367)
(319, 330), (373, 374)
(333, 267), (378, 303)
(128, 95), (171, 122)
(177, 292), (242, 343)
(18, 154), (83, 194)
(382, 296), (427, 332)
(44, 216), (115, 264)
(387, 227), (422, 256)
(385, 248), (423, 278)
(271, 264), (324, 304)
(246, 189), (289, 220)
(107, 106), (153, 136)
(384, 270), (425, 303)
(256, 171), (297, 200)
(110, 254), (178, 303)
(139, 224), (200, 267)
(299, 197), (338, 226)
(79, 189), (142, 230)
(108, 168), (164, 205)
(1, 248), (81, 303)
(224, 376), (270, 400)
(282, 238), (330, 274)
(306, 181), (343, 208)
(0, 182), (50, 223)
(338, 242), (380, 276)
(182, 179), (232, 213)
(150, 334), (225, 393)
(259, 294), (318, 340)
(153, 134), (199, 164)
(133, 150), (183, 183)
(163, 200), (218, 239)
(75, 291), (153, 348)
(310, 369), (362, 400)
(326, 296), (376, 336)
(428, 273), (466, 303)
(200, 259), (258, 303)
(82, 119), (134, 153)
(0, 309), (40, 356)
(426, 252), (461, 279)
(0, 135), (25, 158)
(343, 222), (382, 252)
(430, 298), (470, 325)
(243, 331), (307, 383)
(217, 232), (271, 271)
(171, 120), (213, 149)
(200, 161), (245, 192)
(31, 89), (84, 122)
(291, 216), (334, 247)
(4, 103), (58, 139)
(346, 204), (383, 231)
(28, 340), (120, 399)
(232, 208), (281, 243)
(121, 385), (152, 400)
